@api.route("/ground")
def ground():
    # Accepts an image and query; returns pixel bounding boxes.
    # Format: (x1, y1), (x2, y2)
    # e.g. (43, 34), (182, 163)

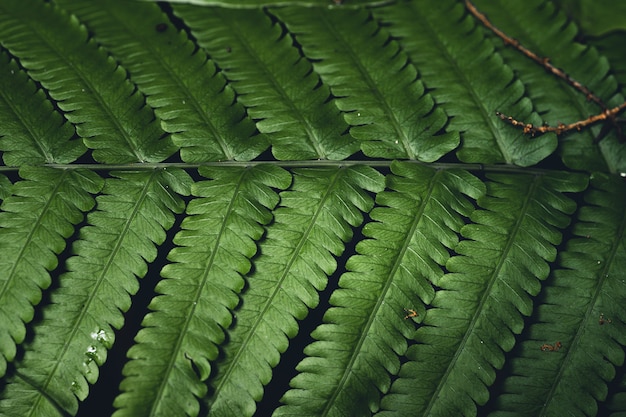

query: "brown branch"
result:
(465, 0), (626, 140)
(464, 0), (607, 111)
(496, 102), (626, 136)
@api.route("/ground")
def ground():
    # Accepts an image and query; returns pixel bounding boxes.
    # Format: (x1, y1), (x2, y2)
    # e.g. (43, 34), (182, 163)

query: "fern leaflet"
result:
(0, 0), (176, 164)
(490, 172), (626, 417)
(276, 162), (484, 416)
(173, 6), (358, 161)
(0, 168), (191, 416)
(374, 0), (557, 166)
(154, 0), (393, 7)
(273, 7), (458, 161)
(378, 171), (588, 416)
(56, 0), (267, 163)
(0, 51), (84, 165)
(204, 165), (384, 416)
(112, 165), (291, 417)
(0, 174), (11, 201)
(0, 167), (102, 379)
(471, 0), (626, 173)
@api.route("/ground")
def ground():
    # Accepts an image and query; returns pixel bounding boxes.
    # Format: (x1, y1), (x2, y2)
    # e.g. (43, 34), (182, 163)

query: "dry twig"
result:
(465, 0), (626, 139)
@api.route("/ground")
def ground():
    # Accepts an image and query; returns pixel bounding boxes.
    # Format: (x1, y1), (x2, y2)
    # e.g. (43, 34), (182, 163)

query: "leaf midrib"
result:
(321, 169), (442, 416)
(313, 9), (417, 159)
(147, 169), (247, 416)
(0, 170), (68, 304)
(212, 8), (327, 159)
(210, 166), (346, 408)
(539, 186), (626, 416)
(27, 170), (158, 416)
(423, 174), (542, 416)
(1, 2), (147, 163)
(406, 2), (507, 159)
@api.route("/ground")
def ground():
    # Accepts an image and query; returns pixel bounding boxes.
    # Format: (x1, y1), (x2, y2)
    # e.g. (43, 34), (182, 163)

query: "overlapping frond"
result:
(594, 32), (626, 92)
(554, 0), (626, 36)
(112, 165), (291, 417)
(374, 0), (557, 166)
(152, 0), (392, 7)
(0, 0), (176, 163)
(204, 166), (384, 416)
(0, 168), (191, 416)
(378, 171), (588, 416)
(56, 0), (267, 163)
(173, 6), (358, 161)
(276, 162), (484, 416)
(489, 172), (626, 417)
(0, 50), (84, 165)
(0, 1), (624, 416)
(606, 372), (626, 415)
(471, 0), (626, 173)
(0, 174), (11, 200)
(273, 8), (458, 161)
(0, 167), (102, 379)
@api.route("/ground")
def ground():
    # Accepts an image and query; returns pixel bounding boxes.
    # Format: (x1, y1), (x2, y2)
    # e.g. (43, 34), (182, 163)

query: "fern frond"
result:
(272, 8), (458, 162)
(606, 370), (626, 415)
(554, 0), (626, 37)
(204, 165), (384, 416)
(490, 172), (626, 417)
(0, 0), (176, 163)
(112, 165), (290, 417)
(0, 51), (84, 165)
(276, 162), (484, 416)
(0, 168), (191, 416)
(149, 0), (393, 8)
(378, 171), (588, 417)
(172, 6), (359, 161)
(593, 32), (626, 93)
(0, 174), (11, 201)
(55, 0), (268, 163)
(374, 0), (557, 167)
(471, 0), (626, 173)
(0, 167), (103, 379)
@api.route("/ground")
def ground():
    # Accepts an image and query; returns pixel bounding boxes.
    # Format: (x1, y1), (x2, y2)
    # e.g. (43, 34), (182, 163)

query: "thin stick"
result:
(464, 0), (607, 110)
(496, 102), (626, 136)
(465, 0), (626, 139)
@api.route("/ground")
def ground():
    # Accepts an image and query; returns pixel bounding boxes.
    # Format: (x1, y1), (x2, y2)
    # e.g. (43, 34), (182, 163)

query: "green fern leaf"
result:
(112, 165), (290, 417)
(0, 1), (624, 416)
(374, 0), (558, 166)
(153, 0), (393, 7)
(0, 51), (85, 165)
(204, 165), (384, 416)
(490, 172), (626, 417)
(55, 0), (268, 163)
(0, 168), (191, 416)
(0, 0), (176, 164)
(471, 0), (626, 173)
(593, 32), (626, 94)
(276, 162), (484, 416)
(553, 0), (626, 36)
(273, 8), (458, 162)
(0, 167), (103, 379)
(172, 6), (359, 161)
(606, 371), (626, 415)
(378, 171), (588, 416)
(0, 174), (11, 201)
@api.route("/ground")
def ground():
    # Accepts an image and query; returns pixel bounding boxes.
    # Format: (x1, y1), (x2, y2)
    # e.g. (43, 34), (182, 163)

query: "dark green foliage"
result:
(375, 0), (558, 166)
(273, 7), (459, 161)
(0, 0), (624, 416)
(0, 51), (85, 165)
(0, 167), (102, 379)
(174, 6), (359, 160)
(0, 0), (176, 164)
